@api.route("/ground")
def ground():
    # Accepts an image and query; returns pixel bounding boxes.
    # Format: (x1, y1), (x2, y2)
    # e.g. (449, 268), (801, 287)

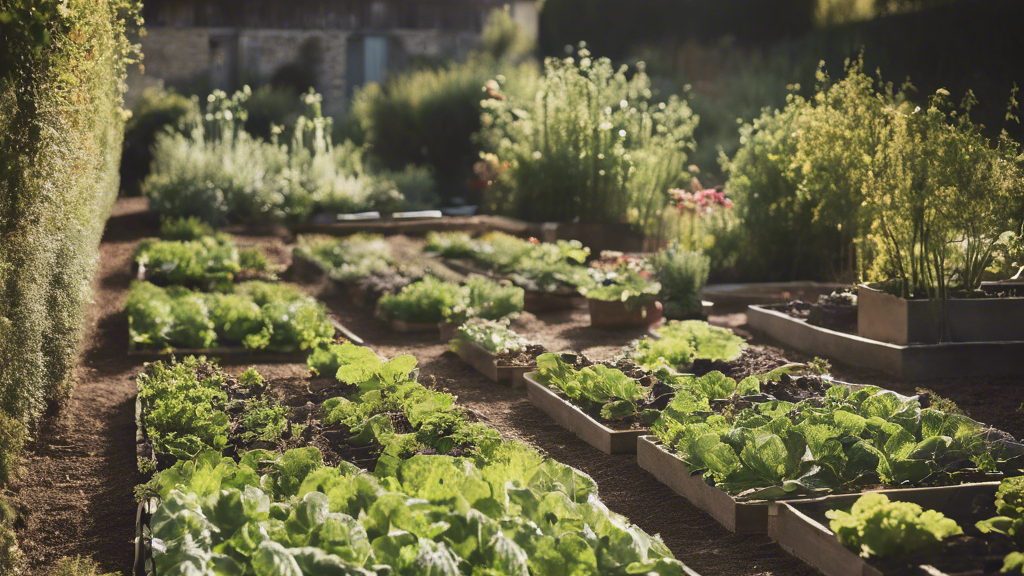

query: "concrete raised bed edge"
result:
(769, 483), (1000, 576)
(858, 284), (1024, 344)
(746, 304), (1024, 379)
(637, 435), (770, 534)
(523, 372), (648, 455)
(451, 338), (534, 388)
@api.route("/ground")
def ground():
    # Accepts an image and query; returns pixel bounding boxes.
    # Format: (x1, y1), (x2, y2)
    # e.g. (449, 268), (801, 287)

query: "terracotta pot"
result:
(587, 299), (663, 328)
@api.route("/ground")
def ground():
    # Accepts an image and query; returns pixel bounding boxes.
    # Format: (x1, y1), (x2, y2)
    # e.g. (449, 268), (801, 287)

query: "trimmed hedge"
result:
(0, 0), (139, 468)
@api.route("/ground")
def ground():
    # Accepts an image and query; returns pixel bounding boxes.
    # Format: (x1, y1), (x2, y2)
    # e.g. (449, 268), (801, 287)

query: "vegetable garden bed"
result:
(451, 337), (536, 387)
(747, 304), (1024, 379)
(768, 484), (1002, 576)
(523, 372), (648, 454)
(639, 435), (1012, 537)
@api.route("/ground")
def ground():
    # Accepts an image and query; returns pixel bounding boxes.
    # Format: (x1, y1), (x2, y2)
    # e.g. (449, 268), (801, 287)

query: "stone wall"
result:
(126, 26), (488, 111)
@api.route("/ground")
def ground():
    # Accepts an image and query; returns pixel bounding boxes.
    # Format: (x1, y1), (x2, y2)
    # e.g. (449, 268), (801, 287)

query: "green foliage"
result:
(655, 383), (1013, 499)
(583, 264), (661, 310)
(650, 243), (710, 318)
(159, 216), (214, 241)
(135, 234), (271, 289)
(0, 0), (140, 440)
(534, 353), (659, 423)
(0, 413), (24, 487)
(144, 89), (411, 225)
(45, 556), (119, 576)
(295, 234), (392, 283)
(121, 87), (193, 196)
(443, 276), (524, 325)
(147, 446), (685, 576)
(377, 277), (465, 324)
(377, 276), (523, 325)
(423, 231), (480, 259)
(137, 358), (287, 467)
(350, 11), (537, 203)
(975, 476), (1024, 571)
(630, 320), (746, 370)
(0, 499), (20, 575)
(480, 45), (698, 232)
(126, 281), (333, 352)
(452, 319), (528, 354)
(827, 493), (963, 558)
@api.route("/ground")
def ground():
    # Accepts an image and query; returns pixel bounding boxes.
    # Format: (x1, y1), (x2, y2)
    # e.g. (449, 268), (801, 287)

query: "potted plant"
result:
(583, 258), (663, 328)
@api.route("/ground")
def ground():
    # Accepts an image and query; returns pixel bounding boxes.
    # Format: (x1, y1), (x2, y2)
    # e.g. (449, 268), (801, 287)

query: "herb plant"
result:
(650, 242), (710, 319)
(976, 477), (1024, 572)
(629, 320), (746, 370)
(827, 493), (963, 559)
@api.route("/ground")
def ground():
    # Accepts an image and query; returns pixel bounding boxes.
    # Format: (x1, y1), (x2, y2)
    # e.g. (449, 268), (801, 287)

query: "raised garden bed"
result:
(858, 284), (1024, 344)
(747, 304), (1024, 379)
(523, 372), (648, 454)
(127, 315), (356, 356)
(768, 483), (1004, 576)
(639, 435), (1010, 537)
(637, 435), (773, 533)
(451, 338), (537, 387)
(588, 298), (664, 328)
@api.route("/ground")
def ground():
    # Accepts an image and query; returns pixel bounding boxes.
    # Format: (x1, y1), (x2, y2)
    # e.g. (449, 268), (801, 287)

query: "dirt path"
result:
(13, 197), (1024, 576)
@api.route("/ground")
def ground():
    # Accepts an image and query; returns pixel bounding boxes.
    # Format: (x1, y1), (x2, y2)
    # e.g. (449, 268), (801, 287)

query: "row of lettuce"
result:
(125, 222), (710, 353)
(136, 341), (692, 575)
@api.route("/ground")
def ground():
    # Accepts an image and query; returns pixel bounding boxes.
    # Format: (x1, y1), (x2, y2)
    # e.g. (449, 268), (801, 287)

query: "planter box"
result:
(858, 284), (1024, 344)
(768, 483), (1000, 576)
(588, 299), (663, 328)
(451, 338), (535, 388)
(637, 435), (771, 533)
(747, 304), (1024, 379)
(700, 282), (848, 310)
(524, 289), (584, 313)
(438, 322), (459, 342)
(523, 373), (647, 454)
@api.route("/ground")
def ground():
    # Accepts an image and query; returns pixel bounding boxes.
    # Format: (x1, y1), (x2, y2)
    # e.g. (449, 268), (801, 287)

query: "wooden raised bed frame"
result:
(450, 338), (534, 388)
(523, 372), (647, 454)
(588, 298), (663, 328)
(768, 483), (1001, 576)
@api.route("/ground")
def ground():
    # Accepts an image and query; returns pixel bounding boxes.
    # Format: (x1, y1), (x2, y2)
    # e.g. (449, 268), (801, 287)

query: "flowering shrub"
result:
(479, 44), (698, 232)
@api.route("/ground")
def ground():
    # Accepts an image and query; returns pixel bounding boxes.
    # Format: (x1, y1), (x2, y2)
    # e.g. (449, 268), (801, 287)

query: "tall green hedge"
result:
(0, 0), (139, 464)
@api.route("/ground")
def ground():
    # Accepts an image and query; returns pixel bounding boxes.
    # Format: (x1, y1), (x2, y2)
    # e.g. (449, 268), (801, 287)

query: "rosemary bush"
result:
(479, 44), (698, 232)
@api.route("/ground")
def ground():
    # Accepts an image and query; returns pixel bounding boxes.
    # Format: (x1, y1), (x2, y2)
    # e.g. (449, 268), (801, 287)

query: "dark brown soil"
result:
(13, 198), (1024, 576)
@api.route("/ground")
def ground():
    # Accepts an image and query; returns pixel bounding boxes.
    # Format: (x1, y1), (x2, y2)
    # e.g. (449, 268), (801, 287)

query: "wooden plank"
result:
(524, 373), (647, 455)
(637, 435), (768, 533)
(451, 338), (536, 388)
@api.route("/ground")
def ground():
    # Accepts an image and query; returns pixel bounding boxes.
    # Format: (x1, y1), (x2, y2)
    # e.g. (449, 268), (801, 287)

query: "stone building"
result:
(127, 0), (538, 108)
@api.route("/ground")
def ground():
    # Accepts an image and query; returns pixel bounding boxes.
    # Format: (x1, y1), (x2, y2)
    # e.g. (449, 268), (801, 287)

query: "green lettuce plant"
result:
(442, 276), (524, 325)
(295, 234), (393, 283)
(583, 265), (661, 311)
(629, 320), (745, 371)
(452, 319), (528, 354)
(976, 477), (1024, 572)
(533, 353), (659, 424)
(827, 493), (963, 558)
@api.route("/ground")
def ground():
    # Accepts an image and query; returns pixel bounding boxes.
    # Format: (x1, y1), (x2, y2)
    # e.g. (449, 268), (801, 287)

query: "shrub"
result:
(350, 9), (538, 205)
(479, 44), (698, 233)
(0, 0), (139, 425)
(722, 91), (845, 281)
(144, 89), (407, 225)
(121, 87), (193, 196)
